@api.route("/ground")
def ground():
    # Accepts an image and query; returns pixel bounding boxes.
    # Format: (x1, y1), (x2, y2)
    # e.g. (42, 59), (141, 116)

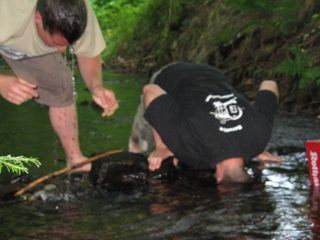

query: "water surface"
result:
(0, 72), (319, 240)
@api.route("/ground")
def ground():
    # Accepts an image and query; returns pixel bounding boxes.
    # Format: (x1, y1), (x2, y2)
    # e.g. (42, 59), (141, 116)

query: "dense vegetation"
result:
(90, 0), (320, 114)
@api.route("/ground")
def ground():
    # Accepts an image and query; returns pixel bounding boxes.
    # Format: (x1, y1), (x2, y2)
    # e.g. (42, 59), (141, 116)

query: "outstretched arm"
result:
(256, 81), (281, 162)
(143, 84), (178, 170)
(77, 55), (118, 116)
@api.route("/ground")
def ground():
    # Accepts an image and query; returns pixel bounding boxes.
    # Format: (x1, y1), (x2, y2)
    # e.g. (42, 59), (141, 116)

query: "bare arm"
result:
(77, 55), (118, 116)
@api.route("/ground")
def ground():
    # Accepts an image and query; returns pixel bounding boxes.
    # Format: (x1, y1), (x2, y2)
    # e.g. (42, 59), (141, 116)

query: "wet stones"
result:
(90, 152), (149, 191)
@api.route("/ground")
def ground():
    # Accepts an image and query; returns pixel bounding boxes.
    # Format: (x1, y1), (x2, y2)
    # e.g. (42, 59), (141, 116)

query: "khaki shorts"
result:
(128, 63), (175, 152)
(3, 53), (75, 107)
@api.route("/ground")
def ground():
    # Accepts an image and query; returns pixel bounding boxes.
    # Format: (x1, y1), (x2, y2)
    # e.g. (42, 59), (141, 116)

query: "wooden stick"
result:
(14, 149), (122, 197)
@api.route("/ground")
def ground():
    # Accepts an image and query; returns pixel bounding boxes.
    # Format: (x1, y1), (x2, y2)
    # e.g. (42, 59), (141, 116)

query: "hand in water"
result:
(148, 146), (178, 171)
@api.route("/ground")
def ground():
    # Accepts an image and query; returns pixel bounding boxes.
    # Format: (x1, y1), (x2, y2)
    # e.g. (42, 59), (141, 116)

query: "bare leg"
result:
(143, 84), (177, 171)
(49, 103), (90, 172)
(259, 80), (279, 100)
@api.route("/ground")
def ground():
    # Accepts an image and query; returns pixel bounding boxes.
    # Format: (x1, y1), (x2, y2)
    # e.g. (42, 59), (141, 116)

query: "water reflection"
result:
(0, 148), (315, 239)
(309, 188), (320, 239)
(0, 73), (319, 239)
(144, 179), (279, 239)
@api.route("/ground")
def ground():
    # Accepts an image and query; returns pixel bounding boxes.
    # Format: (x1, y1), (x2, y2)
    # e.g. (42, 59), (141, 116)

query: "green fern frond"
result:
(0, 155), (41, 175)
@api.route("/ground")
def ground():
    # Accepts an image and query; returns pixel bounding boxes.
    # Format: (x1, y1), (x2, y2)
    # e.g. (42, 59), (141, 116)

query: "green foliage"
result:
(223, 0), (304, 33)
(0, 155), (41, 175)
(275, 47), (320, 89)
(224, 0), (274, 14)
(131, 0), (186, 63)
(89, 0), (188, 61)
(89, 0), (147, 57)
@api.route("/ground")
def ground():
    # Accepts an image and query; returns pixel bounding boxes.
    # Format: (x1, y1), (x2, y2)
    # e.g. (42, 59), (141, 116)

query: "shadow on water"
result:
(0, 71), (320, 239)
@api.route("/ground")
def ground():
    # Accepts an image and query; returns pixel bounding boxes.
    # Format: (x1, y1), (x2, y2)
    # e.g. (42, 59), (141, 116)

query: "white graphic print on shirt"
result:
(205, 93), (243, 133)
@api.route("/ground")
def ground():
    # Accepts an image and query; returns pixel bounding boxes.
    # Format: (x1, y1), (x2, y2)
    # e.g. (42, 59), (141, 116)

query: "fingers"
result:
(92, 88), (119, 117)
(148, 156), (163, 171)
(11, 81), (38, 104)
(101, 101), (119, 117)
(148, 156), (178, 171)
(17, 79), (39, 97)
(173, 158), (179, 167)
(19, 79), (37, 89)
(256, 151), (283, 163)
(264, 154), (283, 162)
(7, 93), (30, 105)
(1, 78), (38, 105)
(148, 147), (177, 171)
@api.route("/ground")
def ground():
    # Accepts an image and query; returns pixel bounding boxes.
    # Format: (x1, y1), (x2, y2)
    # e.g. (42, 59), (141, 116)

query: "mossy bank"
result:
(98, 0), (320, 115)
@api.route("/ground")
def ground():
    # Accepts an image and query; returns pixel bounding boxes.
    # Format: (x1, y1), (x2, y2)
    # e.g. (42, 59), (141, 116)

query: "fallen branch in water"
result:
(14, 149), (122, 197)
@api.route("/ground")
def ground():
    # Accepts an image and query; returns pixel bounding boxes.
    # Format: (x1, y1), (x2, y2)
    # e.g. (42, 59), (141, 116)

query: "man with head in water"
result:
(129, 63), (280, 184)
(0, 0), (118, 171)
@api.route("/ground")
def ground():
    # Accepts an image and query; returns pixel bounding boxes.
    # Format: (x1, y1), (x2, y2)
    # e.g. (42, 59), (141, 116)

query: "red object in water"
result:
(305, 140), (320, 188)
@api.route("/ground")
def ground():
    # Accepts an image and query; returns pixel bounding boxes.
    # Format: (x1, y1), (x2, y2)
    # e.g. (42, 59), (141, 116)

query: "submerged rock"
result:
(0, 152), (221, 204)
(90, 152), (149, 191)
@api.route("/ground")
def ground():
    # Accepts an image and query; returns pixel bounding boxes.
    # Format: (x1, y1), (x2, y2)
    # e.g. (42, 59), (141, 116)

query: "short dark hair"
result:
(36, 0), (87, 44)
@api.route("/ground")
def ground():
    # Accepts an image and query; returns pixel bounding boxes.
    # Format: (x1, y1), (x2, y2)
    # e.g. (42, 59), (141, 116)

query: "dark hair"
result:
(36, 0), (87, 44)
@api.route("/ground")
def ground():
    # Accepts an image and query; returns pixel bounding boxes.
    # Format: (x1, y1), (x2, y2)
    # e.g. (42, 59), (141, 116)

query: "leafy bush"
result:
(90, 0), (147, 58)
(89, 0), (189, 61)
(275, 47), (320, 89)
(223, 0), (304, 33)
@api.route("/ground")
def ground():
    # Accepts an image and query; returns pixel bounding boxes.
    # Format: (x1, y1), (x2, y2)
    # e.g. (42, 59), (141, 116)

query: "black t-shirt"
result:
(144, 63), (276, 169)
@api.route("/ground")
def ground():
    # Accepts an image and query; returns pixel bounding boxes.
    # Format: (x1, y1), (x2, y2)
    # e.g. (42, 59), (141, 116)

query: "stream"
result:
(0, 72), (319, 240)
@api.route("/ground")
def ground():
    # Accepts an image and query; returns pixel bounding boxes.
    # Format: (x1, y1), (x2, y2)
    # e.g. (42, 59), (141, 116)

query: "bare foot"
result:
(67, 156), (91, 172)
(256, 151), (283, 163)
(148, 147), (174, 171)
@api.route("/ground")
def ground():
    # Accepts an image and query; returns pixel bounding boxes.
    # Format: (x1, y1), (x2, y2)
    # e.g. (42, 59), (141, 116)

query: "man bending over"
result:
(129, 63), (279, 184)
(0, 0), (118, 171)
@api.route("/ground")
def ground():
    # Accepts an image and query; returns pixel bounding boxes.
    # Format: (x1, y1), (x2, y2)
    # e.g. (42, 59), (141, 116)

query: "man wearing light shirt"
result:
(0, 0), (118, 171)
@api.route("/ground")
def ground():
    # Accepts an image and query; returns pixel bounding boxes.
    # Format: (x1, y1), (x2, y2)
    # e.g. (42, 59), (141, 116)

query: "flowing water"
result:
(0, 72), (319, 240)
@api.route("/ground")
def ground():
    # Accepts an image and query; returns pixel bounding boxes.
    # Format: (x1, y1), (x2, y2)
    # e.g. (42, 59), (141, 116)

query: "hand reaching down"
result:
(92, 85), (118, 117)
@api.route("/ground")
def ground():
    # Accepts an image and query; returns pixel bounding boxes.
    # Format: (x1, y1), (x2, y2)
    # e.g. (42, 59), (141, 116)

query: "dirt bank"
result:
(106, 0), (320, 115)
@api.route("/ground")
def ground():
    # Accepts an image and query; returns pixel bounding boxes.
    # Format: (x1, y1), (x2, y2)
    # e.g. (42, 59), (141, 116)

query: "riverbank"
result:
(104, 0), (320, 116)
